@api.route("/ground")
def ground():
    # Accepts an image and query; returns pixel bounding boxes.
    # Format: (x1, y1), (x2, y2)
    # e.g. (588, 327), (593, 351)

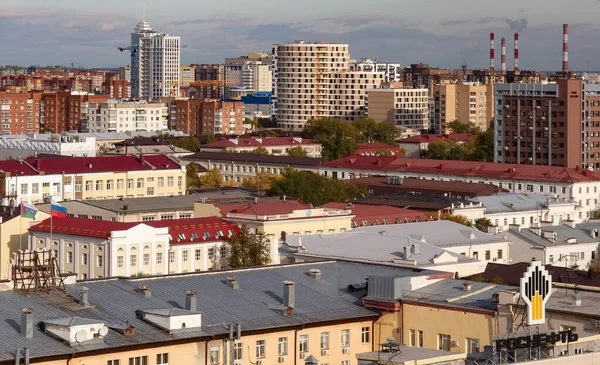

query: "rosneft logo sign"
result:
(520, 261), (552, 326)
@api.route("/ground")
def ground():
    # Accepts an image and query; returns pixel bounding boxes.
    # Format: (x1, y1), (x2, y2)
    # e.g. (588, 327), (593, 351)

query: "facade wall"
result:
(198, 159), (319, 184)
(88, 101), (168, 133)
(436, 83), (494, 133)
(367, 88), (429, 130)
(172, 99), (243, 136)
(0, 92), (42, 135)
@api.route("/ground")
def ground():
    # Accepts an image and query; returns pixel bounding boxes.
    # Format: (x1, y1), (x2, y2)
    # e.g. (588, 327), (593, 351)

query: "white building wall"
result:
(88, 101), (168, 133)
(0, 135), (96, 157)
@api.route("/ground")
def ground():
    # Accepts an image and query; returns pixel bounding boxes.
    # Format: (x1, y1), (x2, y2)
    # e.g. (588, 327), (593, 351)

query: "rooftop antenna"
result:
(142, 3), (145, 23)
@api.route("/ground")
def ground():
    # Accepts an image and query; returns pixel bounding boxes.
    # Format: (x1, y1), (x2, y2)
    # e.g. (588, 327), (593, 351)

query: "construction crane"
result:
(118, 46), (138, 54)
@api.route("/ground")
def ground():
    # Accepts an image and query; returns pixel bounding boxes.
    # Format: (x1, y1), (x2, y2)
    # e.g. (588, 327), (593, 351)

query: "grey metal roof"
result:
(358, 345), (464, 363)
(403, 279), (516, 312)
(0, 261), (425, 362)
(469, 193), (575, 214)
(143, 308), (199, 316)
(44, 317), (105, 327)
(506, 224), (599, 248)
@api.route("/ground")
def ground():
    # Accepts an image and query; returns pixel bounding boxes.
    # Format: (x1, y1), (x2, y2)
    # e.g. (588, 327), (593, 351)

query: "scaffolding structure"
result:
(11, 249), (65, 293)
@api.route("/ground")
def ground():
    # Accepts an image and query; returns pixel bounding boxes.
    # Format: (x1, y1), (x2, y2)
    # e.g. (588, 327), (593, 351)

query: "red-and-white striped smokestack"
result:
(514, 33), (519, 71)
(490, 32), (495, 72)
(563, 24), (569, 72)
(501, 37), (506, 75)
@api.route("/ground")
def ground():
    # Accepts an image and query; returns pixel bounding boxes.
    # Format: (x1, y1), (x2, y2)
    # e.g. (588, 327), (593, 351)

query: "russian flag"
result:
(50, 202), (68, 218)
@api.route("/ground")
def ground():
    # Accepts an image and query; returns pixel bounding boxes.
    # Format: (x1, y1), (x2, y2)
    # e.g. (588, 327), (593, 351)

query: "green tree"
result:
(353, 118), (400, 145)
(424, 140), (467, 160)
(198, 168), (222, 188)
(304, 118), (358, 160)
(287, 146), (308, 157)
(241, 171), (278, 190)
(471, 126), (494, 162)
(268, 168), (367, 206)
(185, 163), (202, 189)
(474, 217), (492, 233)
(440, 213), (472, 227)
(171, 137), (200, 152)
(446, 120), (479, 134)
(227, 224), (271, 268)
(256, 117), (278, 129)
(250, 146), (270, 155)
(202, 134), (216, 144)
(375, 123), (401, 145)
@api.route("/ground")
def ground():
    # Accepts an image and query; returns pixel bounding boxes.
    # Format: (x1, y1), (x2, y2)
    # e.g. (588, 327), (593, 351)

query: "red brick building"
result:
(0, 92), (42, 135)
(41, 92), (110, 132)
(106, 80), (131, 99)
(172, 99), (243, 136)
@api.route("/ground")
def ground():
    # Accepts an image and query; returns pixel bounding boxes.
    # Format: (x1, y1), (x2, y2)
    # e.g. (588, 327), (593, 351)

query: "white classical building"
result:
(0, 133), (96, 158)
(87, 100), (168, 133)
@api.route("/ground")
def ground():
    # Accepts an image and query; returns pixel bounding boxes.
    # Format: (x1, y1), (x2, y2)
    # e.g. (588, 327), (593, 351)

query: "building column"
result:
(151, 241), (156, 275)
(73, 239), (79, 278)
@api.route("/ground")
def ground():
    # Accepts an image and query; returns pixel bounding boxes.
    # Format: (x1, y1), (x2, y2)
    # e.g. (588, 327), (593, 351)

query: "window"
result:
(156, 353), (169, 365)
(418, 330), (423, 347)
(97, 255), (103, 267)
(472, 251), (479, 260)
(85, 180), (93, 191)
(107, 180), (114, 190)
(128, 356), (148, 365)
(147, 187), (154, 196)
(208, 247), (215, 260)
(341, 329), (350, 347)
(156, 252), (163, 264)
(161, 214), (174, 220)
(137, 178), (144, 188)
(342, 361), (350, 365)
(67, 251), (73, 264)
(130, 255), (137, 267)
(220, 246), (227, 259)
(321, 332), (330, 349)
(179, 213), (192, 219)
(467, 338), (480, 353)
(182, 250), (189, 262)
(277, 337), (289, 355)
(497, 249), (503, 259)
(410, 329), (416, 346)
(143, 253), (150, 266)
(75, 181), (82, 192)
(142, 216), (155, 222)
(107, 361), (120, 365)
(256, 340), (266, 358)
(158, 177), (164, 187)
(147, 177), (154, 183)
(117, 255), (123, 268)
(81, 253), (88, 265)
(485, 250), (491, 260)
(549, 255), (554, 263)
(167, 176), (174, 187)
(127, 179), (134, 189)
(32, 183), (39, 194)
(178, 176), (182, 187)
(234, 343), (242, 361)
(361, 326), (370, 343)
(581, 252), (585, 260)
(169, 251), (175, 263)
(438, 334), (451, 351)
(96, 180), (103, 191)
(300, 334), (309, 352)
(117, 179), (124, 189)
(209, 346), (219, 365)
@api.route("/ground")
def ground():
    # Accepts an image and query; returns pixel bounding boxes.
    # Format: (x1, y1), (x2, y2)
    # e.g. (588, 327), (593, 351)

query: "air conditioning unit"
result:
(300, 353), (307, 359)
(595, 320), (600, 328)
(452, 340), (460, 347)
(342, 348), (350, 354)
(321, 349), (329, 356)
(493, 258), (497, 262)
(278, 357), (285, 363)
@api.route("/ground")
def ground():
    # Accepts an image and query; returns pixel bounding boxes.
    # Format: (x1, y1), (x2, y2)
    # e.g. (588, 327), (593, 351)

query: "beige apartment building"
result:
(367, 86), (430, 130)
(272, 41), (384, 129)
(434, 83), (494, 133)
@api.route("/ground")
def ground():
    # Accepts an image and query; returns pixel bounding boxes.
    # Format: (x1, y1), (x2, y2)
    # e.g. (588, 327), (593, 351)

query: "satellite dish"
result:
(98, 326), (109, 336)
(75, 329), (87, 343)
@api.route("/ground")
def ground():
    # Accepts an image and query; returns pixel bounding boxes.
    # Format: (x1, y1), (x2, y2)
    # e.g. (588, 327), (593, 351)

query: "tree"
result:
(474, 217), (492, 233)
(227, 224), (271, 268)
(424, 140), (468, 160)
(287, 146), (308, 157)
(375, 123), (401, 145)
(202, 134), (216, 144)
(241, 171), (277, 190)
(171, 137), (200, 152)
(186, 163), (202, 189)
(353, 118), (399, 145)
(198, 168), (222, 188)
(268, 168), (367, 206)
(471, 126), (494, 162)
(304, 118), (358, 160)
(446, 120), (479, 134)
(440, 213), (472, 227)
(250, 147), (270, 155)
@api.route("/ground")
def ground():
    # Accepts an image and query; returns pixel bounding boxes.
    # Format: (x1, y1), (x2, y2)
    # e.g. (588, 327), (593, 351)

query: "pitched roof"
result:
(321, 202), (430, 225)
(398, 133), (475, 144)
(201, 137), (319, 149)
(346, 176), (502, 196)
(321, 156), (600, 183)
(183, 151), (323, 167)
(44, 317), (105, 327)
(228, 200), (313, 216)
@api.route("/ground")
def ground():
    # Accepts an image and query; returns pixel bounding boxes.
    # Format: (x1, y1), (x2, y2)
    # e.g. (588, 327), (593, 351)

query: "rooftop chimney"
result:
(514, 33), (519, 71)
(140, 284), (151, 297)
(489, 33), (495, 72)
(563, 24), (569, 72)
(463, 282), (472, 292)
(227, 276), (239, 289)
(283, 280), (296, 308)
(572, 292), (581, 306)
(79, 287), (89, 307)
(501, 37), (507, 76)
(21, 308), (33, 339)
(185, 289), (197, 311)
(309, 268), (321, 280)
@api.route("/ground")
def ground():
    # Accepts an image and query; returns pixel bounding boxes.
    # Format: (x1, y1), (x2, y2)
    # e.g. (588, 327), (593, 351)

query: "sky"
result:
(1, 0), (599, 71)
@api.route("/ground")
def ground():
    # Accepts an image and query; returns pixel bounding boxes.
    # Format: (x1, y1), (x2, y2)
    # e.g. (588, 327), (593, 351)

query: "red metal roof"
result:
(227, 200), (314, 216)
(202, 137), (319, 149)
(321, 156), (600, 183)
(29, 217), (238, 244)
(354, 143), (403, 155)
(321, 202), (430, 226)
(3, 155), (182, 175)
(398, 133), (475, 144)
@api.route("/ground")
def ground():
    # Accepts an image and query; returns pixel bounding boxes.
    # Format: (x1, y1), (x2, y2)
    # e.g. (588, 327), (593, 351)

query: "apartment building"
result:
(130, 20), (181, 99)
(179, 65), (196, 87)
(41, 91), (110, 133)
(87, 100), (168, 133)
(199, 137), (322, 157)
(0, 92), (42, 135)
(367, 86), (429, 130)
(351, 58), (402, 82)
(186, 80), (223, 100)
(225, 53), (272, 96)
(0, 154), (185, 205)
(434, 83), (494, 133)
(320, 156), (600, 217)
(29, 216), (239, 278)
(118, 65), (131, 82)
(272, 40), (384, 130)
(171, 98), (244, 135)
(193, 64), (225, 81)
(494, 75), (600, 170)
(106, 80), (131, 99)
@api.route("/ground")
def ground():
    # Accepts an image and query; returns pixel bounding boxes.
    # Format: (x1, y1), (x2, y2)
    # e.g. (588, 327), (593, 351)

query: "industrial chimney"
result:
(514, 33), (519, 71)
(563, 24), (569, 72)
(489, 33), (495, 72)
(501, 37), (507, 76)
